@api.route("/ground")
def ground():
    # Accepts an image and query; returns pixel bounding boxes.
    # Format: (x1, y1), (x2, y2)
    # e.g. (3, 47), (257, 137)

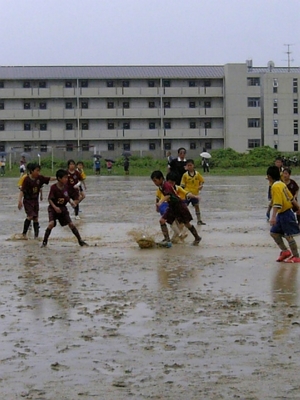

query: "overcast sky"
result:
(1, 0), (299, 67)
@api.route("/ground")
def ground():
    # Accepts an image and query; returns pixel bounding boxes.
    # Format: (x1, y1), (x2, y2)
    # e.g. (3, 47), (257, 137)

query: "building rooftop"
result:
(0, 65), (225, 80)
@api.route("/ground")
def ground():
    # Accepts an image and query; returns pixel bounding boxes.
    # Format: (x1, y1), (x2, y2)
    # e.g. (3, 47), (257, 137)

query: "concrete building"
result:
(0, 62), (299, 160)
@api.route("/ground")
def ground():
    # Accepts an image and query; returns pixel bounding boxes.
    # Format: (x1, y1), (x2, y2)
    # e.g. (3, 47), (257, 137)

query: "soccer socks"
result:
(71, 226), (82, 243)
(74, 204), (79, 216)
(270, 232), (288, 251)
(42, 228), (52, 245)
(161, 223), (171, 242)
(22, 218), (31, 235)
(188, 225), (201, 241)
(33, 222), (39, 238)
(286, 236), (299, 257)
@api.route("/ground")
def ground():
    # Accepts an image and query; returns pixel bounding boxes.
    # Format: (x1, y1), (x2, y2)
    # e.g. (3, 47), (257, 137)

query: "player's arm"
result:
(49, 198), (62, 214)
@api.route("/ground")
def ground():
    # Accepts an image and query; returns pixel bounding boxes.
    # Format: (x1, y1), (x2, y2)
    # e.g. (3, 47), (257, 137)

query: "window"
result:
(248, 97), (260, 107)
(247, 77), (260, 86)
(39, 102), (47, 109)
(24, 145), (32, 152)
(40, 144), (47, 152)
(82, 143), (89, 151)
(122, 80), (129, 87)
(65, 81), (72, 88)
(204, 101), (211, 108)
(164, 122), (171, 129)
(107, 122), (114, 129)
(248, 118), (260, 128)
(273, 78), (278, 87)
(148, 81), (155, 87)
(149, 143), (156, 150)
(248, 139), (261, 148)
(123, 102), (129, 109)
(40, 123), (47, 131)
(108, 143), (114, 151)
(107, 81), (114, 87)
(66, 123), (73, 130)
(81, 101), (88, 109)
(123, 143), (130, 151)
(190, 142), (196, 150)
(0, 102), (4, 110)
(66, 102), (73, 109)
(123, 122), (130, 129)
(82, 122), (89, 130)
(164, 101), (170, 108)
(24, 123), (31, 130)
(0, 144), (5, 151)
(149, 101), (155, 108)
(164, 143), (171, 150)
(39, 81), (46, 88)
(273, 119), (278, 135)
(204, 121), (212, 129)
(0, 123), (4, 131)
(293, 78), (298, 93)
(107, 101), (114, 109)
(189, 81), (196, 87)
(273, 99), (278, 114)
(66, 143), (74, 152)
(80, 80), (88, 88)
(204, 80), (211, 87)
(273, 86), (278, 94)
(204, 142), (212, 150)
(190, 122), (196, 129)
(163, 80), (170, 87)
(0, 82), (4, 88)
(294, 99), (298, 114)
(189, 101), (196, 108)
(23, 81), (30, 88)
(294, 141), (299, 152)
(294, 120), (298, 135)
(24, 102), (31, 109)
(149, 122), (155, 129)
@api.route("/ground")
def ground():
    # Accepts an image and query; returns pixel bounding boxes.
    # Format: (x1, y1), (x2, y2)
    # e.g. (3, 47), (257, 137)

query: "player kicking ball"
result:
(41, 169), (88, 248)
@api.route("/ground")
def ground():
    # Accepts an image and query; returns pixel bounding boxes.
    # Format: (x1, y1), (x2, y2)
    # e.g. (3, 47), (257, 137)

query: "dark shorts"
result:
(23, 199), (39, 218)
(48, 206), (72, 227)
(270, 209), (300, 236)
(162, 201), (193, 225)
(68, 188), (80, 201)
(187, 198), (199, 206)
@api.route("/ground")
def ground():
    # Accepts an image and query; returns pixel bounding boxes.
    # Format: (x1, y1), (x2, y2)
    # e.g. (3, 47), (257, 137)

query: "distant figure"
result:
(202, 158), (210, 173)
(169, 147), (187, 185)
(0, 156), (6, 176)
(106, 160), (113, 173)
(166, 151), (173, 171)
(20, 156), (27, 177)
(94, 158), (101, 175)
(124, 157), (130, 175)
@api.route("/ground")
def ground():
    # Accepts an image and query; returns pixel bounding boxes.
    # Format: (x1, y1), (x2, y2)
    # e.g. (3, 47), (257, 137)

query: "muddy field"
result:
(1, 174), (300, 399)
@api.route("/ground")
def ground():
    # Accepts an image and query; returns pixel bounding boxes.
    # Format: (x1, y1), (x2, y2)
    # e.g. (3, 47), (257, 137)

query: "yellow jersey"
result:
(271, 181), (293, 213)
(156, 185), (189, 202)
(180, 170), (204, 195)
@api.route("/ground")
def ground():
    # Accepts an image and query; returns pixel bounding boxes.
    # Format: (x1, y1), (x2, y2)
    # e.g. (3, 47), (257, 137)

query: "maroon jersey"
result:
(67, 170), (82, 189)
(159, 181), (192, 224)
(48, 183), (70, 207)
(22, 175), (50, 200)
(159, 181), (181, 204)
(286, 179), (299, 197)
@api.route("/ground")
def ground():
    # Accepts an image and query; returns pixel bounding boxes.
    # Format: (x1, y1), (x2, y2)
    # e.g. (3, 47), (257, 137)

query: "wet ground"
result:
(1, 174), (300, 399)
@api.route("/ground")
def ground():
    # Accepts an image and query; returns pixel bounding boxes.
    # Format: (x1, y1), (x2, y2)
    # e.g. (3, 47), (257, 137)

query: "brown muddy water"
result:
(1, 175), (300, 399)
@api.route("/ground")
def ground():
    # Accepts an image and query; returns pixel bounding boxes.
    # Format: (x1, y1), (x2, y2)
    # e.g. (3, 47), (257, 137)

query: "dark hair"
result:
(67, 159), (76, 166)
(283, 167), (292, 175)
(28, 162), (40, 172)
(275, 156), (283, 162)
(76, 161), (84, 166)
(166, 171), (179, 182)
(267, 165), (281, 181)
(150, 170), (164, 180)
(56, 169), (68, 180)
(186, 159), (195, 165)
(177, 147), (186, 154)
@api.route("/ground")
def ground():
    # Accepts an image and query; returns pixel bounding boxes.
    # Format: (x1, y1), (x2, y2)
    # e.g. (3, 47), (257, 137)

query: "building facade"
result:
(0, 62), (299, 160)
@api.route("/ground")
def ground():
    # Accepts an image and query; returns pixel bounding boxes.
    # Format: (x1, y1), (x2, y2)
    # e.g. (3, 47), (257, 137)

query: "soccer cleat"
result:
(79, 240), (88, 246)
(75, 215), (81, 220)
(197, 220), (206, 225)
(193, 237), (202, 246)
(159, 240), (172, 248)
(41, 242), (47, 248)
(284, 255), (300, 263)
(276, 250), (291, 262)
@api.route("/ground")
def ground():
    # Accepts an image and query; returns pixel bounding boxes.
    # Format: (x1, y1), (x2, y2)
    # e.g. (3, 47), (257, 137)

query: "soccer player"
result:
(67, 159), (85, 220)
(181, 159), (206, 225)
(41, 169), (88, 247)
(18, 162), (55, 239)
(151, 170), (201, 247)
(267, 165), (300, 263)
